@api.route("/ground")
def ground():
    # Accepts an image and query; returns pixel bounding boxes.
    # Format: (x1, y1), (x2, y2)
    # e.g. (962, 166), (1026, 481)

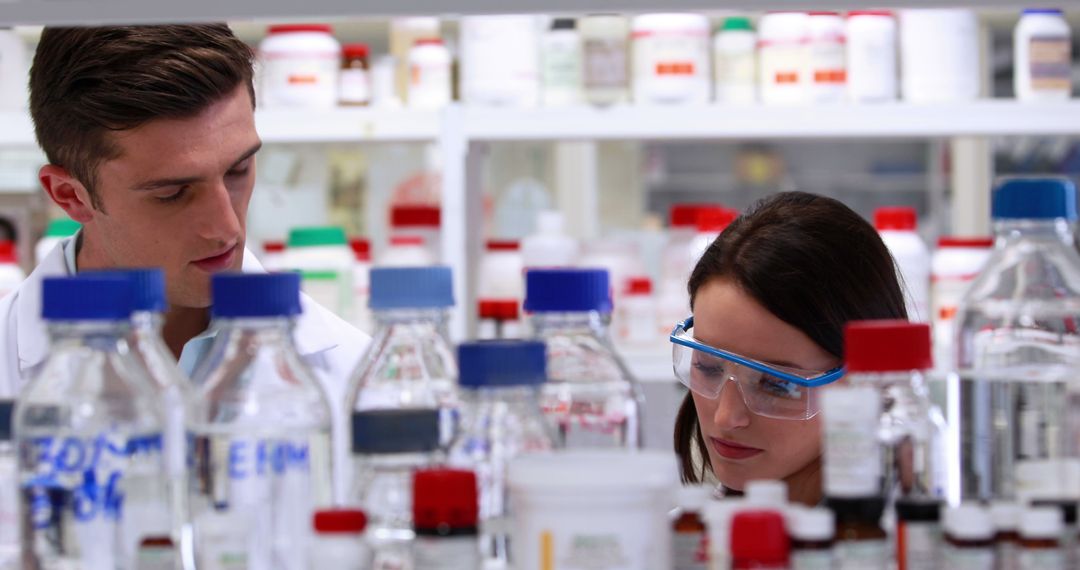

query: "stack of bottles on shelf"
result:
(256, 9), (1073, 111)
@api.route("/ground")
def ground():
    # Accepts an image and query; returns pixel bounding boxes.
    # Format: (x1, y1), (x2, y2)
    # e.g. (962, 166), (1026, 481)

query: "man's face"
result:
(84, 85), (260, 308)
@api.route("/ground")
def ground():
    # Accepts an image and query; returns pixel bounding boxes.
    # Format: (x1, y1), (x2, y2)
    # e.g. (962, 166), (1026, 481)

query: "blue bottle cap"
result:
(992, 178), (1078, 221)
(0, 400), (12, 441)
(1022, 8), (1063, 15)
(212, 273), (302, 318)
(457, 340), (547, 388)
(351, 409), (441, 454)
(369, 266), (454, 310)
(82, 269), (167, 313)
(523, 268), (612, 313)
(42, 274), (134, 321)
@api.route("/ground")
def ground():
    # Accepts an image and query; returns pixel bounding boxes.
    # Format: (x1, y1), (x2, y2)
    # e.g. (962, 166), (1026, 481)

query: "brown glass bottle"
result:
(672, 486), (710, 570)
(828, 496), (888, 569)
(339, 43), (371, 106)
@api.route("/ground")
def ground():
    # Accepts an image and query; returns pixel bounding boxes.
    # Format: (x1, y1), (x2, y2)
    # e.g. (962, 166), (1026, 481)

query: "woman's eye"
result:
(758, 375), (801, 398)
(692, 362), (726, 378)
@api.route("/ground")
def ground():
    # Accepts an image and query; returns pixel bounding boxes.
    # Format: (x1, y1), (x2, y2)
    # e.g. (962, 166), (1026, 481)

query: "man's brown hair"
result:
(29, 24), (255, 209)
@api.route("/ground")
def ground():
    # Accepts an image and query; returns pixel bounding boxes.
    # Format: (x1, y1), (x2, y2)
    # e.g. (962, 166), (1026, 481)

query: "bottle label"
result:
(791, 549), (834, 570)
(942, 545), (995, 569)
(759, 41), (807, 103)
(260, 52), (340, 107)
(673, 530), (708, 570)
(633, 32), (708, 87)
(836, 539), (887, 570)
(898, 521), (941, 570)
(822, 386), (882, 496)
(1018, 548), (1065, 569)
(997, 541), (1019, 570)
(542, 39), (583, 100)
(584, 38), (629, 90)
(135, 543), (178, 570)
(409, 60), (452, 107)
(340, 68), (371, 104)
(809, 41), (846, 85)
(413, 536), (481, 570)
(1029, 35), (1071, 91)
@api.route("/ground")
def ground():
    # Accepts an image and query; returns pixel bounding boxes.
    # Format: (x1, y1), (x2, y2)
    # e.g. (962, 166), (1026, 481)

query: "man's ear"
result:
(39, 164), (98, 223)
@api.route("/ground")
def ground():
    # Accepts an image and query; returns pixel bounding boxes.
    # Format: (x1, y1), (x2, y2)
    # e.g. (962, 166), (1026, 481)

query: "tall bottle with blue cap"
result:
(449, 340), (557, 565)
(524, 268), (643, 449)
(14, 274), (167, 569)
(188, 273), (333, 570)
(953, 177), (1080, 504)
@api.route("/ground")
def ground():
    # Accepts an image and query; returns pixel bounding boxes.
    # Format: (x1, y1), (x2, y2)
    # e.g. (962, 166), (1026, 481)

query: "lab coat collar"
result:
(15, 239), (338, 374)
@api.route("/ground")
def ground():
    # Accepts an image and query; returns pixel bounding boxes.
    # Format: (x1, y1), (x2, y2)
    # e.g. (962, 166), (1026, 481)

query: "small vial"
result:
(1032, 499), (1079, 568)
(991, 502), (1022, 570)
(895, 499), (943, 570)
(412, 469), (480, 570)
(828, 496), (888, 570)
(745, 479), (788, 508)
(730, 509), (789, 570)
(310, 510), (370, 570)
(672, 485), (711, 570)
(1018, 506), (1065, 569)
(788, 506), (835, 570)
(943, 504), (995, 568)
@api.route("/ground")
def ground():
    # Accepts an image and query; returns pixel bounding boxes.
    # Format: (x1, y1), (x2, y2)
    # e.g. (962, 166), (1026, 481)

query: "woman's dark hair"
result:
(674, 191), (908, 483)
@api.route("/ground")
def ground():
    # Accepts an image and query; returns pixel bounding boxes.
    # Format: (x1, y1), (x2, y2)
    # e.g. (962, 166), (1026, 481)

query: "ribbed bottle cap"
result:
(391, 205), (441, 228)
(413, 469), (479, 530)
(730, 510), (790, 566)
(124, 269), (166, 313)
(826, 496), (886, 525)
(351, 409), (440, 454)
(1020, 506), (1064, 540)
(44, 218), (80, 238)
(944, 505), (994, 540)
(0, 400), (12, 441)
(789, 506), (835, 541)
(457, 340), (546, 388)
(745, 480), (788, 507)
(42, 275), (133, 321)
(991, 502), (1022, 532)
(288, 226), (348, 247)
(874, 207), (917, 231)
(992, 178), (1078, 221)
(313, 509), (367, 534)
(369, 266), (454, 310)
(0, 241), (16, 264)
(676, 485), (713, 511)
(211, 273), (302, 318)
(523, 269), (612, 313)
(844, 320), (932, 372)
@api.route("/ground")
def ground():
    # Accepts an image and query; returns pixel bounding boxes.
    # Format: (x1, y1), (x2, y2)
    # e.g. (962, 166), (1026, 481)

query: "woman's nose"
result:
(712, 376), (752, 430)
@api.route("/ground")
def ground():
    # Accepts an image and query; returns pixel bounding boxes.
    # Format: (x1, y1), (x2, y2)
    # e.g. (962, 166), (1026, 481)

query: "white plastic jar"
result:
(900, 9), (980, 103)
(930, 236), (993, 372)
(408, 38), (452, 109)
(807, 12), (847, 103)
(631, 13), (711, 105)
(713, 17), (757, 104)
(758, 12), (810, 105)
(580, 15), (632, 106)
(283, 226), (354, 318)
(259, 24), (341, 109)
(875, 206), (930, 322)
(846, 11), (898, 102)
(390, 205), (441, 261)
(1015, 9), (1073, 101)
(460, 15), (542, 107)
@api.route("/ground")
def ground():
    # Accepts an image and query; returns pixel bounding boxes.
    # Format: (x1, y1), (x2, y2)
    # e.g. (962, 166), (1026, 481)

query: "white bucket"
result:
(508, 450), (678, 570)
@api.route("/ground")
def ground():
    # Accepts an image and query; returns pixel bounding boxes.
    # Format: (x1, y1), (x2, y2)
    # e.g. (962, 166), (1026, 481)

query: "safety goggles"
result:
(670, 316), (846, 420)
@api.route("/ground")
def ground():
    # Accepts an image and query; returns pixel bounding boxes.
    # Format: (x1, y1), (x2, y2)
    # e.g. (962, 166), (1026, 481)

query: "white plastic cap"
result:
(745, 480), (788, 507)
(536, 211), (565, 235)
(944, 504), (994, 540)
(788, 506), (835, 542)
(677, 485), (714, 511)
(991, 502), (1021, 532)
(1020, 506), (1064, 540)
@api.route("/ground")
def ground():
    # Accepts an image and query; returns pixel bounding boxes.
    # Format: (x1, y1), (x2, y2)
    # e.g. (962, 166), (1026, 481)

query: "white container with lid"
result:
(943, 504), (995, 566)
(1015, 9), (1073, 101)
(283, 226), (354, 318)
(807, 12), (847, 103)
(616, 277), (657, 347)
(308, 509), (369, 570)
(789, 505), (836, 569)
(704, 499), (745, 570)
(822, 385), (882, 498)
(460, 15), (542, 107)
(408, 38), (452, 109)
(580, 15), (632, 106)
(378, 235), (435, 267)
(846, 11), (898, 102)
(758, 12), (810, 105)
(390, 17), (441, 102)
(713, 17), (757, 104)
(875, 207), (930, 322)
(631, 13), (711, 105)
(521, 211), (579, 268)
(930, 237), (993, 372)
(259, 24), (341, 109)
(508, 451), (677, 570)
(542, 18), (584, 106)
(900, 9), (981, 103)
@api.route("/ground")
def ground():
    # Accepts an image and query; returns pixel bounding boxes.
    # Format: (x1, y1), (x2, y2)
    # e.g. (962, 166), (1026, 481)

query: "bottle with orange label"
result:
(758, 12), (810, 104)
(631, 13), (711, 104)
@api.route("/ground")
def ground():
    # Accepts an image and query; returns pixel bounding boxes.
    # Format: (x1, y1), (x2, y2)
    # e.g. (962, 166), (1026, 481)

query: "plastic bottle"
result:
(524, 269), (642, 449)
(617, 276), (658, 347)
(713, 17), (757, 104)
(16, 275), (166, 570)
(846, 11), (898, 102)
(807, 12), (847, 103)
(845, 320), (948, 499)
(730, 509), (790, 570)
(930, 237), (994, 374)
(520, 211), (579, 268)
(942, 504), (995, 568)
(390, 17), (441, 102)
(703, 498), (746, 570)
(340, 43), (372, 106)
(261, 239), (287, 271)
(758, 12), (810, 105)
(258, 24), (341, 109)
(350, 409), (441, 570)
(379, 235), (436, 267)
(1015, 9), (1072, 101)
(542, 18), (583, 106)
(828, 497), (888, 570)
(900, 10), (981, 103)
(954, 178), (1080, 503)
(285, 225), (354, 318)
(789, 506), (835, 570)
(0, 241), (24, 299)
(35, 217), (79, 265)
(350, 237), (373, 332)
(448, 340), (556, 565)
(188, 273), (333, 570)
(691, 206), (738, 264)
(658, 204), (706, 330)
(0, 400), (15, 568)
(309, 509), (370, 570)
(412, 468), (481, 570)
(408, 39), (452, 109)
(896, 499), (943, 570)
(1019, 506), (1065, 569)
(875, 206), (931, 322)
(391, 205), (441, 260)
(631, 13), (711, 105)
(822, 385), (881, 498)
(580, 14), (631, 105)
(459, 15), (541, 108)
(672, 485), (711, 570)
(477, 240), (524, 340)
(992, 502), (1023, 570)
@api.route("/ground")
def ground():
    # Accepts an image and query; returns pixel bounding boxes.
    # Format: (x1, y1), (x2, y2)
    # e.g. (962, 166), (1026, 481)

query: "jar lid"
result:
(844, 320), (932, 372)
(992, 177), (1078, 221)
(477, 299), (519, 320)
(524, 268), (612, 314)
(0, 241), (15, 264)
(625, 277), (652, 296)
(486, 240), (520, 251)
(721, 16), (754, 32)
(288, 226), (348, 247)
(44, 217), (80, 238)
(1020, 507), (1064, 540)
(268, 24), (334, 35)
(944, 505), (994, 540)
(731, 510), (790, 565)
(391, 205), (441, 228)
(343, 43), (370, 58)
(937, 236), (994, 248)
(458, 340), (547, 388)
(313, 509), (367, 534)
(847, 10), (894, 18)
(874, 206), (917, 231)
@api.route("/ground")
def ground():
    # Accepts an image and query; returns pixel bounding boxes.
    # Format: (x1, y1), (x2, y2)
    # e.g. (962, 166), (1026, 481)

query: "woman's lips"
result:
(710, 437), (764, 461)
(192, 245), (237, 273)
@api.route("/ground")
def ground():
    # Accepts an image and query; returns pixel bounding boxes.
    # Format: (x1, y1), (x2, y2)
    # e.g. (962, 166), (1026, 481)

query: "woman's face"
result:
(691, 278), (841, 494)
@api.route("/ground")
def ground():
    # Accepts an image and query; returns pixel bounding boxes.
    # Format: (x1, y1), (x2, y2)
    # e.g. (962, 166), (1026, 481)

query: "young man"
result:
(0, 24), (369, 398)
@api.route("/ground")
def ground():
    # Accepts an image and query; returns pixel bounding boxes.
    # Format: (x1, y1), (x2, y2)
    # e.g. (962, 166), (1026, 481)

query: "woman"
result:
(672, 191), (907, 506)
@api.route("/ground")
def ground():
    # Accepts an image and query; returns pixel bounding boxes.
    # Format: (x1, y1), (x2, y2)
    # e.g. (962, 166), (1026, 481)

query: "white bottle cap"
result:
(1020, 506), (1064, 540)
(677, 484), (714, 511)
(944, 504), (994, 541)
(745, 480), (788, 507)
(704, 499), (745, 561)
(991, 502), (1021, 532)
(536, 211), (564, 235)
(788, 506), (835, 542)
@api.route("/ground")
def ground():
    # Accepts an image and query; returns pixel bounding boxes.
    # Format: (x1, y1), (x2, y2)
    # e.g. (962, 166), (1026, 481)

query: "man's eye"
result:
(156, 187), (188, 203)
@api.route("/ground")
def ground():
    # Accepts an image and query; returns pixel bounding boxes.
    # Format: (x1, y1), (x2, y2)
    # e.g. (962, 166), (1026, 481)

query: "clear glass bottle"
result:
(0, 400), (15, 569)
(188, 273), (333, 570)
(351, 408), (441, 570)
(16, 275), (166, 570)
(448, 340), (556, 565)
(844, 320), (948, 500)
(412, 468), (481, 570)
(524, 268), (643, 449)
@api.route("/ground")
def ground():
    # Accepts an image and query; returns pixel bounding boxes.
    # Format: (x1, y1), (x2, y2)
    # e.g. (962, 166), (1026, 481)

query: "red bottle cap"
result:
(391, 205), (441, 228)
(413, 469), (479, 530)
(730, 510), (790, 568)
(845, 319), (932, 372)
(670, 204), (709, 228)
(390, 235), (425, 247)
(486, 240), (520, 252)
(696, 207), (739, 233)
(625, 277), (653, 296)
(937, 236), (994, 249)
(313, 509), (367, 534)
(874, 206), (917, 231)
(349, 238), (371, 261)
(0, 241), (16, 263)
(263, 240), (286, 254)
(343, 43), (370, 59)
(478, 299), (520, 320)
(268, 24), (334, 35)
(848, 10), (894, 18)
(415, 38), (444, 47)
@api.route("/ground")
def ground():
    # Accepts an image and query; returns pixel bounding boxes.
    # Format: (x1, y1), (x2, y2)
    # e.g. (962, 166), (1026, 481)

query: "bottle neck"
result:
(131, 310), (164, 333)
(47, 319), (131, 342)
(529, 311), (611, 336)
(374, 308), (449, 326)
(994, 218), (1075, 245)
(462, 384), (544, 404)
